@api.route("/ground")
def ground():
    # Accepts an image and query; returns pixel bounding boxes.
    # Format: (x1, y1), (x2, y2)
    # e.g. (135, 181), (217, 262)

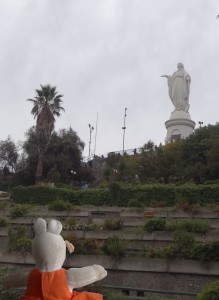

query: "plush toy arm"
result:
(3, 268), (30, 288)
(66, 265), (107, 290)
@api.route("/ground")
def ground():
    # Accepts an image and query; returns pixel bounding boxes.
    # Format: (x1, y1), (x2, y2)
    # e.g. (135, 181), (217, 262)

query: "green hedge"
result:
(176, 185), (219, 206)
(11, 184), (219, 206)
(11, 186), (111, 206)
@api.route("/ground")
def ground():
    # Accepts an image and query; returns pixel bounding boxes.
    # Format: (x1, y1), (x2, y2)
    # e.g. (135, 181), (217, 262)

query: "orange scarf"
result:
(20, 268), (102, 300)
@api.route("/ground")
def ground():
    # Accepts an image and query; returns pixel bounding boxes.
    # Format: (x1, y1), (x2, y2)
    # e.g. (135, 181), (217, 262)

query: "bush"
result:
(164, 245), (177, 259)
(166, 219), (210, 233)
(102, 235), (127, 259)
(151, 240), (219, 261)
(7, 226), (32, 254)
(196, 280), (219, 300)
(144, 218), (166, 232)
(173, 230), (195, 258)
(65, 217), (77, 227)
(48, 199), (73, 211)
(16, 237), (32, 255)
(71, 238), (101, 255)
(10, 204), (31, 218)
(191, 241), (219, 262)
(103, 218), (124, 230)
(142, 246), (165, 259)
(82, 239), (101, 255)
(0, 216), (8, 227)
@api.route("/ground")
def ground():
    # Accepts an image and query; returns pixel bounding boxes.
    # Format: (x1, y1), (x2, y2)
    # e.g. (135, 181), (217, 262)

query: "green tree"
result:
(141, 140), (155, 153)
(140, 140), (157, 182)
(23, 127), (86, 184)
(180, 123), (219, 182)
(155, 142), (182, 183)
(45, 128), (85, 183)
(207, 137), (219, 179)
(27, 84), (64, 182)
(0, 137), (18, 172)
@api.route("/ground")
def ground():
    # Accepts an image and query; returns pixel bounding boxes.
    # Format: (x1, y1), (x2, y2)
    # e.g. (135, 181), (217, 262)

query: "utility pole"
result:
(88, 123), (94, 158)
(122, 108), (127, 155)
(93, 112), (98, 156)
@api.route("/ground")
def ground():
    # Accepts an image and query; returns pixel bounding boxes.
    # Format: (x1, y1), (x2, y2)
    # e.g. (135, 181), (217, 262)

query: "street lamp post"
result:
(70, 170), (76, 186)
(198, 121), (203, 128)
(88, 124), (94, 158)
(122, 108), (127, 155)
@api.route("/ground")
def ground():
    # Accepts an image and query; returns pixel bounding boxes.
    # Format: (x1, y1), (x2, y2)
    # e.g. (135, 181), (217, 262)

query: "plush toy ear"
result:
(33, 218), (47, 236)
(48, 219), (62, 235)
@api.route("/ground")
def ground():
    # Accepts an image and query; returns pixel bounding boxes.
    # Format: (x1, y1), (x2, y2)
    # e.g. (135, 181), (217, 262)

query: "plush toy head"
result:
(32, 218), (66, 272)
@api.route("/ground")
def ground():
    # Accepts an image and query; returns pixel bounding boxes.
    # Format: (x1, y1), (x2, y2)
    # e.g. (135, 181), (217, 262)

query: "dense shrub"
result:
(0, 216), (8, 227)
(173, 229), (195, 248)
(48, 199), (73, 211)
(166, 219), (210, 233)
(10, 204), (31, 218)
(176, 185), (219, 206)
(166, 231), (219, 261)
(65, 217), (77, 227)
(142, 246), (165, 259)
(166, 230), (195, 258)
(191, 241), (219, 262)
(144, 218), (166, 232)
(63, 231), (102, 255)
(102, 235), (127, 259)
(66, 237), (101, 255)
(7, 226), (31, 253)
(103, 218), (124, 230)
(196, 280), (219, 300)
(16, 237), (32, 255)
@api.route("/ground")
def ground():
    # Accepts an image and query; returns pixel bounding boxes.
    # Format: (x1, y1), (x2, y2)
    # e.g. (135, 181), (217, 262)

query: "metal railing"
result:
(102, 285), (197, 299)
(83, 147), (142, 163)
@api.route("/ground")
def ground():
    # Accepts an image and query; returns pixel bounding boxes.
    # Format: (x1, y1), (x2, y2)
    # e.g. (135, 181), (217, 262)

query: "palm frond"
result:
(28, 84), (64, 123)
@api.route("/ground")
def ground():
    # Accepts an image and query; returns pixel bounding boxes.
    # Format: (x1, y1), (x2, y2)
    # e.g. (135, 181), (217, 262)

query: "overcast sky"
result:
(0, 0), (219, 158)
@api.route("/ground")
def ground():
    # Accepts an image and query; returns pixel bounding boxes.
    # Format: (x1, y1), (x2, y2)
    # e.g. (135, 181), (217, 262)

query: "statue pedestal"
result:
(165, 110), (196, 143)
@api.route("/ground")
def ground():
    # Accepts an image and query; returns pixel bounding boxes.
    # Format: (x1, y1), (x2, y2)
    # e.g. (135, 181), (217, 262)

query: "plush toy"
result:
(5, 218), (107, 300)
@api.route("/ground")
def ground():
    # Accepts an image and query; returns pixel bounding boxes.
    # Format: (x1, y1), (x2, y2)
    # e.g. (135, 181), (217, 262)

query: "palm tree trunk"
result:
(36, 150), (44, 183)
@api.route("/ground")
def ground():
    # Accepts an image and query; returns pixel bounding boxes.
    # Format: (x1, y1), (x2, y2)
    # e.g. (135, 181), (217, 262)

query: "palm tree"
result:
(27, 84), (64, 182)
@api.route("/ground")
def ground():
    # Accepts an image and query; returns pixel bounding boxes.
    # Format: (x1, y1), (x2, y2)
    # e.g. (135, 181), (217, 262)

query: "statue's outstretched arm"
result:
(66, 265), (107, 290)
(161, 75), (169, 78)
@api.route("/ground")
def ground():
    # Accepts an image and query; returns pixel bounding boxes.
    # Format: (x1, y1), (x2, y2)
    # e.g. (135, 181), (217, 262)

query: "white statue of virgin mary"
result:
(161, 62), (191, 112)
